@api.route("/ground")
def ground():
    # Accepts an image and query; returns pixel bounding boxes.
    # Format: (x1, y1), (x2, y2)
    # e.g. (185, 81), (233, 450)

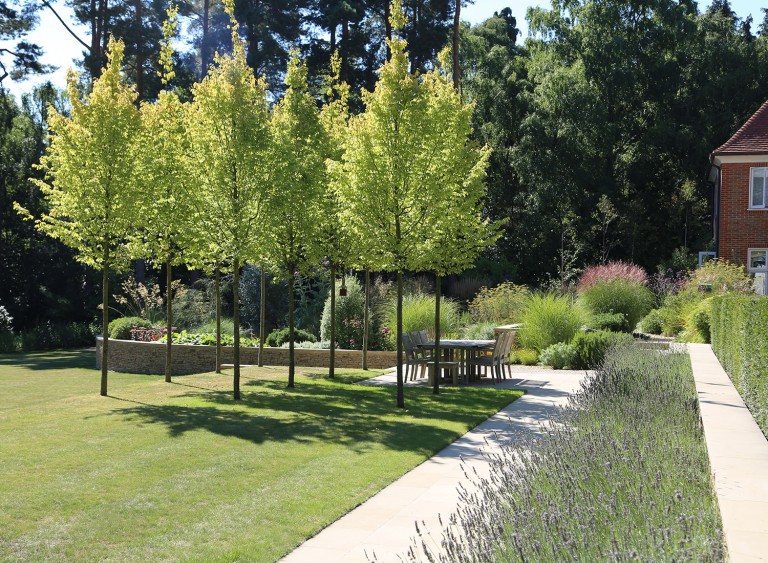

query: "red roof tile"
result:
(713, 99), (768, 156)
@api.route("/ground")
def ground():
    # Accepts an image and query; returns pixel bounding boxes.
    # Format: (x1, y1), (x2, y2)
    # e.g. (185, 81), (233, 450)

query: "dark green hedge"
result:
(711, 295), (768, 436)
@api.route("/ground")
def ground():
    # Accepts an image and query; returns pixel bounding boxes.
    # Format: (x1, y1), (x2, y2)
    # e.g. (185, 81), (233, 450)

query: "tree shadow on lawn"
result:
(106, 378), (521, 456)
(0, 348), (95, 371)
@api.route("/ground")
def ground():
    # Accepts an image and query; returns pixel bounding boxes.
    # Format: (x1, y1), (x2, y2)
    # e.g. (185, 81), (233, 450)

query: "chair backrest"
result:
(411, 331), (425, 346)
(492, 333), (508, 360)
(503, 331), (516, 355)
(418, 330), (429, 343)
(402, 333), (414, 359)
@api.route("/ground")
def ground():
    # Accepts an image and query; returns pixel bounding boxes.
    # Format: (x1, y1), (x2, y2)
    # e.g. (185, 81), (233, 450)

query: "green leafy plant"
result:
(0, 306), (14, 353)
(468, 282), (528, 323)
(638, 309), (665, 334)
(539, 342), (579, 369)
(172, 330), (259, 348)
(578, 280), (653, 332)
(460, 322), (497, 340)
(382, 294), (461, 348)
(320, 276), (384, 350)
(108, 317), (153, 340)
(571, 330), (634, 369)
(587, 312), (627, 332)
(510, 348), (539, 366)
(711, 295), (768, 435)
(518, 293), (583, 352)
(265, 328), (317, 348)
(687, 298), (713, 343)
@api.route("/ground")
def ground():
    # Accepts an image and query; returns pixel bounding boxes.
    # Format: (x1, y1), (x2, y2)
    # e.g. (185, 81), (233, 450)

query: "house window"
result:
(750, 168), (768, 208)
(748, 248), (768, 271)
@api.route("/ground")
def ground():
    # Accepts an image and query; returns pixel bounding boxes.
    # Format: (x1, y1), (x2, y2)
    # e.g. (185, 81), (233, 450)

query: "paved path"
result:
(689, 344), (768, 562)
(282, 366), (589, 563)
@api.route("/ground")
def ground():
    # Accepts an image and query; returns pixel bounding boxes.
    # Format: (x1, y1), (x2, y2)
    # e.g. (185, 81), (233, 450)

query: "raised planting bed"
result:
(95, 336), (397, 375)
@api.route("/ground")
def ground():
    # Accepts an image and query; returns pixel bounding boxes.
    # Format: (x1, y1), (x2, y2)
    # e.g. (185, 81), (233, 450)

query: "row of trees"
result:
(18, 0), (497, 408)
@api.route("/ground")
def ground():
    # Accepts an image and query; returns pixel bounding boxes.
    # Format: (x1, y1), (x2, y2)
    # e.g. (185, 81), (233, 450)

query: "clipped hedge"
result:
(711, 295), (768, 435)
(108, 317), (153, 340)
(264, 327), (317, 348)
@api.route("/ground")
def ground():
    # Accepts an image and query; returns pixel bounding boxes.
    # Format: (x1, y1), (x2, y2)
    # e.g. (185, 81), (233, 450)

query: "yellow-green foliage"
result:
(383, 293), (461, 347)
(468, 282), (529, 323)
(519, 293), (584, 352)
(657, 260), (753, 338)
(711, 295), (768, 435)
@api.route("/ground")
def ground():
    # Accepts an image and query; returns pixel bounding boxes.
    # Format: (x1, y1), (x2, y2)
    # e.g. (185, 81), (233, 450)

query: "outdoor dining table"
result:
(416, 339), (495, 384)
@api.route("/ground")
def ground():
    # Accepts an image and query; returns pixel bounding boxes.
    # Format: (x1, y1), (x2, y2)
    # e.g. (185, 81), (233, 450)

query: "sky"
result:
(1, 0), (766, 101)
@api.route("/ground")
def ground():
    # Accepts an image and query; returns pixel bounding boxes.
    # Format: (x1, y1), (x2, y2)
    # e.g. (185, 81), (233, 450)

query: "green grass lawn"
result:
(0, 349), (523, 562)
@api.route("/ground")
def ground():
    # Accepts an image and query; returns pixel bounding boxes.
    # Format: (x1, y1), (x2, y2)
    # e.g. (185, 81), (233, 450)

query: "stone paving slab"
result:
(688, 344), (768, 563)
(281, 367), (588, 563)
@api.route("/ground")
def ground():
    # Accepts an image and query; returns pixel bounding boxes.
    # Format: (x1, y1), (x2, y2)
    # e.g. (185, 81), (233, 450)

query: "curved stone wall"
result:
(95, 337), (398, 375)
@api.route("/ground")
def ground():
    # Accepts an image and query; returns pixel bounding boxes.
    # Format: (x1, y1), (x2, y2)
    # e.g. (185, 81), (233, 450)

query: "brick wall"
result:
(94, 337), (398, 375)
(719, 162), (768, 264)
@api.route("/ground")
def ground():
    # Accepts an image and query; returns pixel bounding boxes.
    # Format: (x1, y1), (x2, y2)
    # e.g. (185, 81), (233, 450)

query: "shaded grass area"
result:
(415, 347), (724, 562)
(0, 350), (522, 562)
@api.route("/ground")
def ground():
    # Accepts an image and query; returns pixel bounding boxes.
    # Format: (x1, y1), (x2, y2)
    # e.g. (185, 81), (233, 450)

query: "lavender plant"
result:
(407, 346), (724, 562)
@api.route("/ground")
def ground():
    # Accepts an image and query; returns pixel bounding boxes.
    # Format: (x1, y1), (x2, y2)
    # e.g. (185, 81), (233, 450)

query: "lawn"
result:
(0, 350), (523, 562)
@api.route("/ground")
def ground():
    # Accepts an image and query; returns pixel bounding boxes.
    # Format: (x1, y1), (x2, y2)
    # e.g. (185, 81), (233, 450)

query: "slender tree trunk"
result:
(233, 259), (241, 400)
(165, 261), (172, 383)
(288, 270), (296, 388)
(101, 264), (109, 396)
(258, 265), (265, 367)
(362, 269), (369, 370)
(135, 0), (144, 102)
(330, 22), (336, 52)
(385, 1), (392, 60)
(340, 17), (349, 82)
(452, 0), (461, 92)
(433, 274), (441, 395)
(329, 264), (336, 378)
(215, 266), (222, 373)
(396, 270), (404, 409)
(201, 0), (211, 78)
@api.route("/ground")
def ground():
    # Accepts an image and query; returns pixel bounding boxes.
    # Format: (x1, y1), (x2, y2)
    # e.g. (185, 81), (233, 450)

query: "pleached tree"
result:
(320, 51), (353, 378)
(263, 50), (327, 388)
(337, 0), (452, 408)
(418, 48), (499, 393)
(186, 0), (272, 400)
(135, 5), (191, 383)
(17, 39), (140, 397)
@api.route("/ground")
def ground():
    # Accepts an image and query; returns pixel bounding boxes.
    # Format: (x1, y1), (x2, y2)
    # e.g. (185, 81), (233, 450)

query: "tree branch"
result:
(41, 0), (91, 51)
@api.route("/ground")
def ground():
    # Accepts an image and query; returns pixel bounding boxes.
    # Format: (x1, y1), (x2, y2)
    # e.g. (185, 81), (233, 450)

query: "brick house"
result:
(711, 99), (768, 276)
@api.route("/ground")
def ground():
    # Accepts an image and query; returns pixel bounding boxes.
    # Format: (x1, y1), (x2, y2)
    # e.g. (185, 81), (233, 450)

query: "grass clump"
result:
(383, 294), (461, 347)
(578, 280), (654, 332)
(413, 346), (724, 561)
(518, 293), (583, 352)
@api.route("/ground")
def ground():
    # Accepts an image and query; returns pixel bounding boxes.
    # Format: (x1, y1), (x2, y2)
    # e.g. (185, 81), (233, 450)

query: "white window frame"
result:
(749, 167), (768, 209)
(747, 248), (768, 272)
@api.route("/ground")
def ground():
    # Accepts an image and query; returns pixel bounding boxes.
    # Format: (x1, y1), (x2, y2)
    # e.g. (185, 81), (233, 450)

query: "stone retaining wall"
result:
(95, 337), (398, 375)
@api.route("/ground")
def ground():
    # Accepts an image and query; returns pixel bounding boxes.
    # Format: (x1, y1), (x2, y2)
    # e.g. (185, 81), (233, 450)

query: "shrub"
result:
(510, 348), (539, 366)
(638, 308), (665, 334)
(587, 312), (626, 332)
(690, 258), (752, 294)
(460, 322), (497, 340)
(687, 298), (713, 343)
(321, 276), (378, 350)
(577, 261), (648, 291)
(518, 293), (583, 352)
(0, 306), (15, 353)
(468, 282), (529, 323)
(539, 342), (578, 369)
(108, 317), (153, 340)
(711, 295), (768, 435)
(18, 321), (98, 351)
(264, 327), (317, 348)
(578, 280), (654, 332)
(382, 293), (461, 348)
(172, 330), (259, 347)
(571, 330), (634, 369)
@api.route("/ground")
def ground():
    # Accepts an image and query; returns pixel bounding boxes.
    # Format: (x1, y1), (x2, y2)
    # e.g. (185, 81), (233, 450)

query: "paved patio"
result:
(281, 365), (589, 562)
